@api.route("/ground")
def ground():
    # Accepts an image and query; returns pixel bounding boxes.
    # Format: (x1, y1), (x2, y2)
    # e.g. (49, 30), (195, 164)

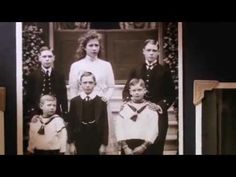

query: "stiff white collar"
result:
(80, 91), (97, 100)
(145, 59), (157, 70)
(145, 59), (157, 66)
(41, 66), (52, 76)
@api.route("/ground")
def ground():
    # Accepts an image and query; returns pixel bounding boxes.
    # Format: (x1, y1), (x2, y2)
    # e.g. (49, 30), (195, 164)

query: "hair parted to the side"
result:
(144, 39), (159, 49)
(74, 30), (103, 60)
(39, 46), (54, 55)
(80, 71), (96, 83)
(129, 78), (146, 89)
(40, 94), (57, 105)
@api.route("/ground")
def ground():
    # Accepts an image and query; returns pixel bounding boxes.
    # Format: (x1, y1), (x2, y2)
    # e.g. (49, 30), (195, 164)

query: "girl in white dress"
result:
(68, 30), (117, 154)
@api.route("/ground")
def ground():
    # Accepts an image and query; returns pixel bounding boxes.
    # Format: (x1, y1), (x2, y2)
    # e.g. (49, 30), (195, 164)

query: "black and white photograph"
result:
(16, 22), (182, 155)
(2, 22), (236, 155)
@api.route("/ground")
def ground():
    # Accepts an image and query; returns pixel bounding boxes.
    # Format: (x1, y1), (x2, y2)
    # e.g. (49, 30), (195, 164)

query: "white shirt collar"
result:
(145, 60), (158, 70)
(145, 59), (157, 66)
(80, 91), (97, 100)
(41, 66), (52, 76)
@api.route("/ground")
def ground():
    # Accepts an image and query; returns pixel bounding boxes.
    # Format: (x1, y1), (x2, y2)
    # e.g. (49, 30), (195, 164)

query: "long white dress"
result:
(68, 56), (118, 154)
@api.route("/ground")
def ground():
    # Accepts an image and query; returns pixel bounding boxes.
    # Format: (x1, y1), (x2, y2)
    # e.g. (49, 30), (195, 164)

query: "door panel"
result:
(54, 29), (158, 83)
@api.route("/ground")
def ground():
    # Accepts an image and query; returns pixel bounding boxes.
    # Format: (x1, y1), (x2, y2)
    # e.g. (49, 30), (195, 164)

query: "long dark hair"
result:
(74, 30), (103, 60)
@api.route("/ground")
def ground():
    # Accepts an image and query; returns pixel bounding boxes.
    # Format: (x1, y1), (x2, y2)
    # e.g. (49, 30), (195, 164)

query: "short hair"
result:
(129, 78), (146, 89)
(40, 94), (57, 105)
(144, 39), (159, 49)
(39, 46), (54, 55)
(80, 71), (96, 83)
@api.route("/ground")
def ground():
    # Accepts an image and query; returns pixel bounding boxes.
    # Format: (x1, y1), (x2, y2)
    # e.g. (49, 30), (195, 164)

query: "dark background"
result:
(2, 22), (236, 154)
(183, 22), (236, 154)
(0, 23), (16, 154)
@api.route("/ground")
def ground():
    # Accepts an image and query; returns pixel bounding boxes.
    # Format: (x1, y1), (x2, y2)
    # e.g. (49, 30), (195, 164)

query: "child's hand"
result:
(31, 115), (40, 123)
(148, 103), (163, 114)
(133, 145), (146, 155)
(123, 146), (133, 155)
(69, 143), (77, 155)
(99, 144), (106, 155)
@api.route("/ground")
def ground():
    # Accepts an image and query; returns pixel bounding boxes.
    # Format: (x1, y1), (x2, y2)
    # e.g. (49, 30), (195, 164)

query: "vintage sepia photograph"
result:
(16, 22), (183, 155)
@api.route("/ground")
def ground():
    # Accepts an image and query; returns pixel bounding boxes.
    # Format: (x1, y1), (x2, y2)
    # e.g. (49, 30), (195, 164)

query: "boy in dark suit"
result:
(67, 71), (108, 155)
(122, 39), (176, 154)
(25, 46), (68, 119)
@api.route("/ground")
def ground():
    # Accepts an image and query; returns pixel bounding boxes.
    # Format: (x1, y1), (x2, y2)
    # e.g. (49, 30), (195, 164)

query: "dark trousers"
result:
(121, 139), (145, 155)
(34, 149), (62, 155)
(75, 124), (101, 155)
(148, 112), (168, 155)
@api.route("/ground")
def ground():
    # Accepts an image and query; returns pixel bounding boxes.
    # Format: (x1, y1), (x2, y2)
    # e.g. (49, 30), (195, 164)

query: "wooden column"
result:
(0, 87), (6, 155)
(158, 22), (164, 65)
(49, 22), (54, 49)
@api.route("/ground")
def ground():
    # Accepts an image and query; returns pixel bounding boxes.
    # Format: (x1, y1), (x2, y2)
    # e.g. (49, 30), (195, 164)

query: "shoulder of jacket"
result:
(30, 115), (40, 123)
(95, 96), (106, 103)
(72, 95), (82, 102)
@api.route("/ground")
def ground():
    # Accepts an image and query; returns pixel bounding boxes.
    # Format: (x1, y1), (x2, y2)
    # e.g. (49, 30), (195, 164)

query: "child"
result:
(27, 95), (67, 155)
(26, 46), (68, 119)
(122, 39), (176, 154)
(116, 78), (159, 155)
(67, 71), (108, 155)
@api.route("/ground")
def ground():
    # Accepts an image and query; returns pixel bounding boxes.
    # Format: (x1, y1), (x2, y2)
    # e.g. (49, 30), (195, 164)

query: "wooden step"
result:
(167, 125), (178, 135)
(166, 134), (177, 141)
(169, 120), (178, 126)
(164, 139), (178, 150)
(112, 85), (125, 98)
(163, 150), (178, 155)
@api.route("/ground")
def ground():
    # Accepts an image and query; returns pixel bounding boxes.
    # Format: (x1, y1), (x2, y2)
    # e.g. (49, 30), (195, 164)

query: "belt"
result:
(81, 120), (96, 125)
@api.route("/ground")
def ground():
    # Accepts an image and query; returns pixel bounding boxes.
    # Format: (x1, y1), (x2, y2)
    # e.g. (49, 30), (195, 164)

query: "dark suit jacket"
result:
(67, 95), (108, 146)
(123, 62), (176, 112)
(122, 62), (176, 154)
(25, 68), (68, 117)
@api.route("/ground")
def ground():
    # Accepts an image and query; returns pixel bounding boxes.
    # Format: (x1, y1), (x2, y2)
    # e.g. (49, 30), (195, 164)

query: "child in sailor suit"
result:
(27, 95), (67, 155)
(116, 78), (159, 155)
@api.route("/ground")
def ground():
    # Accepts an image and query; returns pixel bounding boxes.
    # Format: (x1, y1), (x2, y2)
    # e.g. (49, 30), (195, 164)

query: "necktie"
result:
(146, 65), (151, 71)
(86, 96), (90, 101)
(45, 70), (49, 77)
(146, 60), (157, 71)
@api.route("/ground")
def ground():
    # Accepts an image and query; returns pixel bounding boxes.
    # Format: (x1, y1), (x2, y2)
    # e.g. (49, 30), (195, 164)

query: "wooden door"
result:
(105, 29), (158, 83)
(54, 29), (158, 83)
